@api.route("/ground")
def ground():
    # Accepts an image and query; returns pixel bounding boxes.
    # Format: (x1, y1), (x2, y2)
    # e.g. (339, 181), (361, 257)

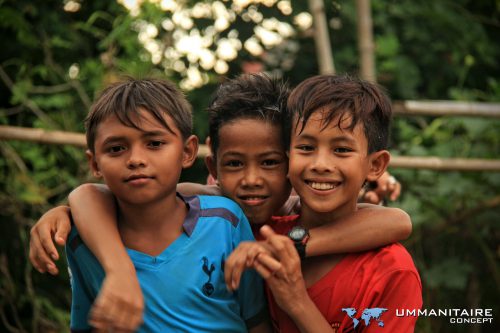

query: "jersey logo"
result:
(201, 256), (215, 296)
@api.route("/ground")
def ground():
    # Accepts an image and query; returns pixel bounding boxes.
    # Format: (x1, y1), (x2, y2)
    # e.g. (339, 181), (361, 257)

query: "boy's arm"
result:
(176, 182), (221, 196)
(254, 226), (335, 333)
(306, 205), (412, 257)
(68, 183), (144, 331)
(232, 212), (273, 333)
(30, 205), (72, 275)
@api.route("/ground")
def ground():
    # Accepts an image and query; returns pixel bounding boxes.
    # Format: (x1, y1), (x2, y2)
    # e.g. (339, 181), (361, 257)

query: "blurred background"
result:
(0, 0), (498, 332)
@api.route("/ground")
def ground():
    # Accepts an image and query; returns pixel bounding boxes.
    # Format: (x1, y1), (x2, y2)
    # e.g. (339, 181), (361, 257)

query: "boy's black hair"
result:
(207, 73), (290, 156)
(286, 74), (392, 153)
(86, 78), (192, 152)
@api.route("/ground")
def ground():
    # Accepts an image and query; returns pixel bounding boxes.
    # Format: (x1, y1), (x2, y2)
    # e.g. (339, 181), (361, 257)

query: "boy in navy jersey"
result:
(64, 78), (270, 332)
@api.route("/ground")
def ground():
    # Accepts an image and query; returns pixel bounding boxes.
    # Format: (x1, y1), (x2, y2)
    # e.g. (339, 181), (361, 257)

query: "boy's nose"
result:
(241, 167), (263, 187)
(310, 151), (333, 173)
(127, 148), (147, 169)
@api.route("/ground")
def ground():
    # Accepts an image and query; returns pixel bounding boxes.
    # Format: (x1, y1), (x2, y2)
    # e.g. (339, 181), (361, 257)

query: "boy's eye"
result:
(148, 140), (164, 148)
(334, 147), (352, 153)
(224, 160), (243, 168)
(108, 145), (126, 154)
(296, 145), (314, 152)
(262, 159), (281, 167)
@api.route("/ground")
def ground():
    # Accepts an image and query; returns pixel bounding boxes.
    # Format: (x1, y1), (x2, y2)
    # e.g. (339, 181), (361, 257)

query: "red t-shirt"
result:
(265, 215), (422, 333)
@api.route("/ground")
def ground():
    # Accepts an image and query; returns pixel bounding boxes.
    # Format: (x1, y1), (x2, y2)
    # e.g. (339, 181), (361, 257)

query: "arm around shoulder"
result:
(177, 182), (222, 196)
(68, 183), (145, 331)
(29, 205), (72, 274)
(307, 204), (412, 257)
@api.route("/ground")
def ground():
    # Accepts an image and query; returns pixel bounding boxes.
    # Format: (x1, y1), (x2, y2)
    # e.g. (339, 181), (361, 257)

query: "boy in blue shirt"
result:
(65, 78), (270, 332)
(29, 74), (411, 331)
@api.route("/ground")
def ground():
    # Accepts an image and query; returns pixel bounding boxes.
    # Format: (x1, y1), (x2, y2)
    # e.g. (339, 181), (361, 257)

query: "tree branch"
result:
(0, 65), (58, 128)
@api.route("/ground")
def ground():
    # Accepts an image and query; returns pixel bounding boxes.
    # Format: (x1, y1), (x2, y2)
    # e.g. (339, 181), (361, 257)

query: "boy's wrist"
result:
(101, 254), (136, 275)
(288, 226), (310, 260)
(283, 293), (315, 318)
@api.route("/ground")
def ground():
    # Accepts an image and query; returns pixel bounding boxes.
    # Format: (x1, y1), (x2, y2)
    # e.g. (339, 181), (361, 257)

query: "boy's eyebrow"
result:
(141, 129), (174, 138)
(294, 133), (317, 141)
(295, 132), (357, 145)
(100, 130), (173, 146)
(258, 150), (286, 157)
(221, 149), (285, 158)
(330, 135), (357, 145)
(101, 136), (125, 146)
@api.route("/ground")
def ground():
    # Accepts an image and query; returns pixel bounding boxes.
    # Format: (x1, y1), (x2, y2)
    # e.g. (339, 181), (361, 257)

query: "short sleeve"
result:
(346, 269), (422, 333)
(233, 213), (269, 329)
(66, 240), (92, 331)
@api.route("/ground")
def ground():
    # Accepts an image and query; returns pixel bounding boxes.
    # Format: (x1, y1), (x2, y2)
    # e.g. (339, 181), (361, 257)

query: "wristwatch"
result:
(288, 226), (310, 260)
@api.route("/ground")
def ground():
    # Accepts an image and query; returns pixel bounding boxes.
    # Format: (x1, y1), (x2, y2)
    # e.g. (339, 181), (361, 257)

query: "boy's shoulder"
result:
(196, 195), (242, 214)
(351, 243), (420, 278)
(188, 195), (247, 226)
(374, 243), (416, 265)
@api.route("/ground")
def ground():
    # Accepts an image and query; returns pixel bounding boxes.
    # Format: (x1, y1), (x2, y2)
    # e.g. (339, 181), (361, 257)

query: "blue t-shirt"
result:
(66, 194), (267, 332)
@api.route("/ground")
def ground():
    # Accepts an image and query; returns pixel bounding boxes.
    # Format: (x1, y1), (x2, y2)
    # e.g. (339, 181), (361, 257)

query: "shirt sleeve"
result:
(66, 236), (93, 331)
(343, 269), (422, 333)
(232, 212), (269, 329)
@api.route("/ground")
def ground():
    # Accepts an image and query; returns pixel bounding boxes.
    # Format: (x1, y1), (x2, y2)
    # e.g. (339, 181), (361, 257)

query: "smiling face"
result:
(288, 110), (375, 225)
(88, 109), (197, 207)
(207, 118), (292, 225)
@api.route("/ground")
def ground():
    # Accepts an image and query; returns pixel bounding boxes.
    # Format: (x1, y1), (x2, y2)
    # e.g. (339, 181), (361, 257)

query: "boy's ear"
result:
(204, 154), (218, 180)
(182, 135), (199, 168)
(365, 150), (390, 182)
(85, 149), (102, 178)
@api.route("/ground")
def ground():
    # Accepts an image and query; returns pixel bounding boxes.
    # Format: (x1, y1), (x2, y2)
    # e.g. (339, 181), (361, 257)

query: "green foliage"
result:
(0, 0), (499, 332)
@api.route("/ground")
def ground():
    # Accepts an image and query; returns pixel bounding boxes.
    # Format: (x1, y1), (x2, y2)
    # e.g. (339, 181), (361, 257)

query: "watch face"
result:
(289, 227), (306, 240)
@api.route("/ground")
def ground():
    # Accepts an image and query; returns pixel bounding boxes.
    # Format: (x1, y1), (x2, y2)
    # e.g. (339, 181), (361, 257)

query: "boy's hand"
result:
(253, 226), (308, 315)
(224, 240), (272, 291)
(362, 171), (402, 204)
(89, 271), (144, 331)
(29, 205), (72, 275)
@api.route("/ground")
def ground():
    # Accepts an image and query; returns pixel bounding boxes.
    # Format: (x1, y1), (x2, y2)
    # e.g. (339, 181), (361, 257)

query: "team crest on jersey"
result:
(201, 256), (215, 296)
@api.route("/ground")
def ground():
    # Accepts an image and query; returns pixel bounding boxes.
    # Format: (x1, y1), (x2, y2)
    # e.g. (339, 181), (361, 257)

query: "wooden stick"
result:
(356, 0), (376, 82)
(0, 125), (213, 155)
(0, 125), (86, 147)
(393, 100), (500, 118)
(1, 126), (499, 171)
(389, 156), (500, 171)
(308, 0), (335, 74)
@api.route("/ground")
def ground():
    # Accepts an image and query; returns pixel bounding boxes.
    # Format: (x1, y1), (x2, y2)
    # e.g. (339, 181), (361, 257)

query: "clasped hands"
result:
(224, 225), (309, 314)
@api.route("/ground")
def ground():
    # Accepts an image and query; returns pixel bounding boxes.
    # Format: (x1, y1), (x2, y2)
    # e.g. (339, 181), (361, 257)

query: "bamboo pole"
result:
(389, 156), (500, 172)
(0, 125), (86, 147)
(1, 126), (499, 171)
(393, 100), (500, 118)
(0, 125), (211, 156)
(356, 0), (376, 82)
(308, 0), (335, 74)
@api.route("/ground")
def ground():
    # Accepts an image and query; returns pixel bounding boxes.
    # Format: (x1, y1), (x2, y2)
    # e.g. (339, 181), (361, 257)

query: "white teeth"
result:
(309, 182), (337, 190)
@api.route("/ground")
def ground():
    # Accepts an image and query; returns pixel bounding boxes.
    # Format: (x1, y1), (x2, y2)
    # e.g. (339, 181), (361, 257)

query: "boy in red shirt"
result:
(228, 74), (422, 332)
